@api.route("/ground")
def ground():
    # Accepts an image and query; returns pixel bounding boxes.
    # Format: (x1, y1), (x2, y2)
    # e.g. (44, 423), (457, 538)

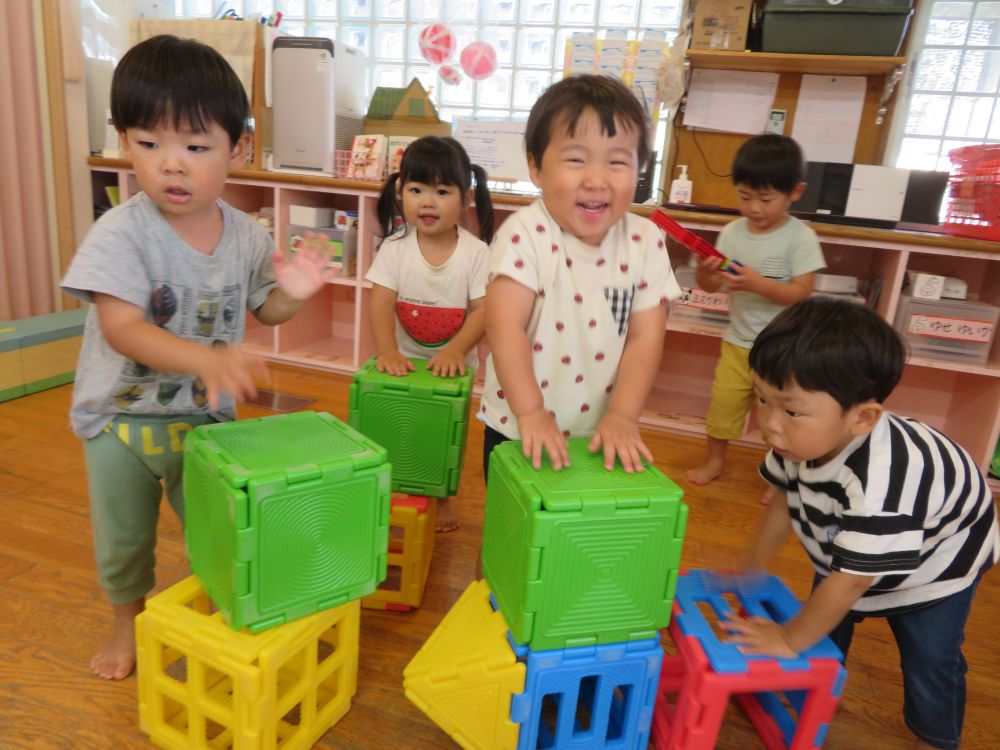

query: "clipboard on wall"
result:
(453, 118), (531, 183)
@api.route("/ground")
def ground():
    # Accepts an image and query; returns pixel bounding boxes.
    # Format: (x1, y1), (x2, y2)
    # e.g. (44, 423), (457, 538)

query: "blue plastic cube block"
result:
(673, 569), (843, 674)
(508, 627), (663, 750)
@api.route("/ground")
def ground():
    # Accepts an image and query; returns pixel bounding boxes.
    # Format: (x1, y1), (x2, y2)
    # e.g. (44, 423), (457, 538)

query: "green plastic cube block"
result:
(184, 411), (391, 633)
(482, 439), (688, 651)
(348, 356), (473, 498)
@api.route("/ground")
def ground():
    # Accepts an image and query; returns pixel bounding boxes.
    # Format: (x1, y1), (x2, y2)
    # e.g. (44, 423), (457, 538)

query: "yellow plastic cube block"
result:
(136, 576), (359, 750)
(403, 579), (526, 750)
(362, 495), (436, 612)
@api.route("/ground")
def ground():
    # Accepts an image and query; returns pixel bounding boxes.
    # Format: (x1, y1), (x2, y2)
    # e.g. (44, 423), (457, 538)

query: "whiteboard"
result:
(453, 118), (531, 183)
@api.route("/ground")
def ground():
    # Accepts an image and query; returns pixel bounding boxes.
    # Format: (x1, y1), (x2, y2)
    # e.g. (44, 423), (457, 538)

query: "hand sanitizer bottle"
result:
(668, 164), (693, 204)
(103, 109), (120, 158)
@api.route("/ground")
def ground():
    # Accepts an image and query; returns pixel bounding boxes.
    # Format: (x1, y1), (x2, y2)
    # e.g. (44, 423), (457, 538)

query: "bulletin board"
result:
(453, 118), (531, 184)
(670, 62), (896, 209)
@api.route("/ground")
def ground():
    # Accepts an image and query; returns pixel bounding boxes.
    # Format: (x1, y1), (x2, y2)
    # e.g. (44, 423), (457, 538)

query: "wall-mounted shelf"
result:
(686, 50), (907, 75)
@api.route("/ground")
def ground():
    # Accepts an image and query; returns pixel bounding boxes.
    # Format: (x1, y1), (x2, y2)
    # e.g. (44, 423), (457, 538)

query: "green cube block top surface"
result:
(483, 439), (688, 651)
(348, 356), (473, 498)
(184, 411), (391, 633)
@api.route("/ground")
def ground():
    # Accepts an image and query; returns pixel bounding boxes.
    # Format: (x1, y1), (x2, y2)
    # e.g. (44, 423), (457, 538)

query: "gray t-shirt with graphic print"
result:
(62, 192), (276, 438)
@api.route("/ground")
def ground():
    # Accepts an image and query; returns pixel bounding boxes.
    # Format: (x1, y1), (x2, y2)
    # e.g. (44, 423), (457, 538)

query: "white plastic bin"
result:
(893, 294), (999, 365)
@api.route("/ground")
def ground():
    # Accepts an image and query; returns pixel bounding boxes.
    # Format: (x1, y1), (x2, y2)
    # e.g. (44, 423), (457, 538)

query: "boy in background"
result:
(62, 35), (334, 680)
(686, 134), (825, 490)
(728, 297), (998, 750)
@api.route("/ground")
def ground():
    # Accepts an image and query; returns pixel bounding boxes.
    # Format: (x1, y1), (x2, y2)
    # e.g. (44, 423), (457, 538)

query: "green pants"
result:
(83, 414), (213, 604)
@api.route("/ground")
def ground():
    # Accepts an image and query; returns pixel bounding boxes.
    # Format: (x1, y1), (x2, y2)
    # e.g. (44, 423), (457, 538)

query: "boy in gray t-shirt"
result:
(684, 135), (825, 491)
(61, 35), (334, 681)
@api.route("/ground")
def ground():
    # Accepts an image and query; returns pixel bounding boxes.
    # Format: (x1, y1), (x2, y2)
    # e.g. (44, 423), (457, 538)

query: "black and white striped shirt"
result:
(761, 412), (999, 615)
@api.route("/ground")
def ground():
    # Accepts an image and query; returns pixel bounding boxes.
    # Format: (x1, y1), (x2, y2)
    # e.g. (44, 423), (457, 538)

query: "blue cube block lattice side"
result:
(508, 629), (664, 750)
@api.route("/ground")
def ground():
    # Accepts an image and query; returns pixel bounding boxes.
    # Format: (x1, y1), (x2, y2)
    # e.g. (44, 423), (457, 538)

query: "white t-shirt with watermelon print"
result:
(480, 199), (682, 440)
(366, 226), (488, 366)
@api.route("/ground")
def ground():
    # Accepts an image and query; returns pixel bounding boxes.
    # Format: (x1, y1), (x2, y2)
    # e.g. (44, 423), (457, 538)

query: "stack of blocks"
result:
(136, 576), (360, 750)
(404, 439), (689, 749)
(135, 411), (392, 749)
(362, 494), (436, 611)
(349, 356), (474, 610)
(0, 308), (86, 402)
(652, 570), (847, 750)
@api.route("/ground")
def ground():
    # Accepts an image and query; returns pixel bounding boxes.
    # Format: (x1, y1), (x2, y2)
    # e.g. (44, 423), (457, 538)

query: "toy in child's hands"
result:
(651, 209), (741, 274)
(703, 568), (769, 596)
(701, 568), (796, 657)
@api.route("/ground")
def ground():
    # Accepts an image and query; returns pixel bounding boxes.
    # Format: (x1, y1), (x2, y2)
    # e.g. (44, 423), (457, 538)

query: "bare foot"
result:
(686, 458), (724, 486)
(435, 497), (460, 532)
(91, 599), (144, 680)
(760, 485), (776, 506)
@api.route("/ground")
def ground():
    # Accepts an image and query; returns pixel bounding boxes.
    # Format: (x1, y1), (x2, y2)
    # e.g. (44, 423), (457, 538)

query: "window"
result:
(171, 0), (682, 191)
(891, 1), (1000, 171)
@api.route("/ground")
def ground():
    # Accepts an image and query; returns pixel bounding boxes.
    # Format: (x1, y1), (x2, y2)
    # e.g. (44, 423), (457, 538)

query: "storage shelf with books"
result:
(85, 159), (1000, 476)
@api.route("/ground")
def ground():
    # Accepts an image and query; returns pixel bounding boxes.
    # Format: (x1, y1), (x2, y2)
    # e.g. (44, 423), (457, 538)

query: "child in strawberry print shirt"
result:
(366, 136), (495, 530)
(480, 75), (682, 477)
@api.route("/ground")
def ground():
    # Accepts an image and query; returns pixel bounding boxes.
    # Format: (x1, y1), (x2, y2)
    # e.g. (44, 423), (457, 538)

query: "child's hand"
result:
(719, 262), (763, 293)
(196, 345), (270, 411)
(375, 352), (415, 376)
(696, 255), (726, 273)
(517, 408), (570, 471)
(273, 245), (336, 301)
(722, 611), (798, 659)
(427, 349), (467, 378)
(589, 412), (653, 473)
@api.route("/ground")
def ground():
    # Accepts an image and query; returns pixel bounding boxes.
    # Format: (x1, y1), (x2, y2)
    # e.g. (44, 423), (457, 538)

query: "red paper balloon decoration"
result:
(439, 64), (463, 86)
(459, 41), (497, 81)
(418, 23), (456, 65)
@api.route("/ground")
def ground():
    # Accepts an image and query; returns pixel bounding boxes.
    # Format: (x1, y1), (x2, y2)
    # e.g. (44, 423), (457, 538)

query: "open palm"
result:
(273, 244), (336, 300)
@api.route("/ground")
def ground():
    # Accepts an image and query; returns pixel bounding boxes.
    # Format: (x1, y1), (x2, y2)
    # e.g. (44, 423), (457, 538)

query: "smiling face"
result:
(528, 109), (640, 247)
(121, 120), (245, 232)
(397, 179), (467, 247)
(752, 374), (882, 465)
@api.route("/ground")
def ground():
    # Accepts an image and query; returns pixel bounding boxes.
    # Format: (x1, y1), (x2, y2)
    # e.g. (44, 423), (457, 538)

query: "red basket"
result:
(943, 144), (1000, 242)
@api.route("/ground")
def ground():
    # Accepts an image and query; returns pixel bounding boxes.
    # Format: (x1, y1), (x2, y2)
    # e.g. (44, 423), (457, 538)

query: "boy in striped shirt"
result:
(726, 296), (998, 750)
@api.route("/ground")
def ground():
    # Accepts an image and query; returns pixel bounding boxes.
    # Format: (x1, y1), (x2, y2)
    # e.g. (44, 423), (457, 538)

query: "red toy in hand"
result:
(651, 209), (740, 274)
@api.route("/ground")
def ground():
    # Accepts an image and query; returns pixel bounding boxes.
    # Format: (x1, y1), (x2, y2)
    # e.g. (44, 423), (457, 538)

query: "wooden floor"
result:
(1, 363), (997, 750)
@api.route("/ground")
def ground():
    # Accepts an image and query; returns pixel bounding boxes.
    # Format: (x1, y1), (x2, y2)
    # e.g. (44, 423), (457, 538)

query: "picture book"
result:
(387, 135), (417, 175)
(348, 134), (388, 181)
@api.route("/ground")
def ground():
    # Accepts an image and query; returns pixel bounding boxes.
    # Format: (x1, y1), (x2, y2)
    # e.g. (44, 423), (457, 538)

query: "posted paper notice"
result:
(792, 75), (866, 164)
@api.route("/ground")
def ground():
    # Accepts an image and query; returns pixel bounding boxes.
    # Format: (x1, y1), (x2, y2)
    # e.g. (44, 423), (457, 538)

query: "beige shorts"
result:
(706, 340), (754, 441)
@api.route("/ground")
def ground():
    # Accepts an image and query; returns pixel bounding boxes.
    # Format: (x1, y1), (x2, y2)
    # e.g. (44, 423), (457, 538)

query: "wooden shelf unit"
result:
(87, 161), (1000, 479)
(674, 50), (908, 209)
(685, 50), (907, 76)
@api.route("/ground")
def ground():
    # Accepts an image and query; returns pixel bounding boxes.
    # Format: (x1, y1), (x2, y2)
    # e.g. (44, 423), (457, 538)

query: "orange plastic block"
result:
(135, 576), (359, 750)
(362, 495), (436, 611)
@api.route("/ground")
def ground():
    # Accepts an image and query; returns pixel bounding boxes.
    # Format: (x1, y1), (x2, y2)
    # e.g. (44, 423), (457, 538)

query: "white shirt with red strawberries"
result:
(366, 226), (488, 366)
(480, 199), (682, 439)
